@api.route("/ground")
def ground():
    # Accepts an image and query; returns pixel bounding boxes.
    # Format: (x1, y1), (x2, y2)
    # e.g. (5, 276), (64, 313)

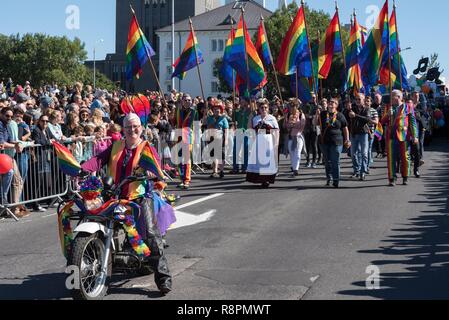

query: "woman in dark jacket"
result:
(30, 115), (52, 212)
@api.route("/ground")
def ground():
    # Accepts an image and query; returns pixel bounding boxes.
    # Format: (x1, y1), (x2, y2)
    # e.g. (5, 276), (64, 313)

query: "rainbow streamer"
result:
(58, 201), (75, 259)
(57, 200), (151, 259)
(52, 141), (81, 177)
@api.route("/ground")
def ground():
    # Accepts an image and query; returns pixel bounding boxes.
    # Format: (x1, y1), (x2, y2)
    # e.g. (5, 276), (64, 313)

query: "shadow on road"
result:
(0, 273), (70, 300)
(338, 140), (449, 299)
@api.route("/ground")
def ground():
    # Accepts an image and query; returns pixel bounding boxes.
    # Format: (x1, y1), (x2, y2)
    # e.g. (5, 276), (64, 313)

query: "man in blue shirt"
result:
(0, 107), (24, 217)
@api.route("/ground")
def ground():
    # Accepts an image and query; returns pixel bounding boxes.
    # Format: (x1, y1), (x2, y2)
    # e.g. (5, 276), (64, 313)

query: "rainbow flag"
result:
(318, 12), (342, 79)
(275, 6), (311, 76)
(360, 25), (369, 46)
(221, 26), (236, 89)
(374, 122), (384, 141)
(256, 20), (272, 67)
(359, 0), (389, 88)
(346, 14), (364, 92)
(172, 28), (204, 80)
(126, 9), (156, 81)
(139, 142), (165, 180)
(378, 10), (410, 91)
(52, 141), (81, 177)
(228, 15), (266, 95)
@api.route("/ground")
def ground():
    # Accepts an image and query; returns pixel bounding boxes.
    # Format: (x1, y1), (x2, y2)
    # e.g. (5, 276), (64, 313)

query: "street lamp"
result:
(93, 38), (104, 90)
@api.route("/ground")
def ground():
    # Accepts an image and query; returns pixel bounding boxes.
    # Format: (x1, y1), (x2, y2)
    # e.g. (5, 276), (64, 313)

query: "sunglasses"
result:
(41, 120), (49, 123)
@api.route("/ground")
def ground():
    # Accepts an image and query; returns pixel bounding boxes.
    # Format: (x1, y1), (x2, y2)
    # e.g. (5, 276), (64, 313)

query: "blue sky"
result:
(1, 0), (447, 80)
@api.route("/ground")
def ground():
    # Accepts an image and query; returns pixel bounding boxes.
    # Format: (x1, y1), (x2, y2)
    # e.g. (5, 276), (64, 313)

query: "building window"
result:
(211, 39), (217, 52)
(218, 39), (224, 52)
(166, 42), (172, 59)
(166, 66), (172, 81)
(211, 81), (219, 93)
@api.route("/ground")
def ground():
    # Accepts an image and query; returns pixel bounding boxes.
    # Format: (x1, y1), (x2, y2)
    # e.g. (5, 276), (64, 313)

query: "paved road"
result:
(1, 139), (448, 300)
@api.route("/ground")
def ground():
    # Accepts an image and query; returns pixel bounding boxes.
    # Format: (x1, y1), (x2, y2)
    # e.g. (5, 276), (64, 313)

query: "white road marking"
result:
(175, 193), (224, 210)
(170, 210), (216, 230)
(43, 213), (57, 218)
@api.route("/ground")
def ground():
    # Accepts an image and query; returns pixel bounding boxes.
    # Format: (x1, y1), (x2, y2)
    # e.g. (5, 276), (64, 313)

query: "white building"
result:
(156, 0), (272, 98)
(225, 0), (266, 8)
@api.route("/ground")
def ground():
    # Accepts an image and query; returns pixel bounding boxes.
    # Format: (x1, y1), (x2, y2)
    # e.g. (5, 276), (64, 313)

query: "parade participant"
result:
(303, 93), (319, 168)
(374, 93), (387, 158)
(246, 99), (279, 188)
(174, 94), (198, 189)
(287, 101), (306, 177)
(314, 98), (351, 188)
(206, 101), (229, 179)
(366, 96), (379, 173)
(349, 93), (371, 181)
(406, 98), (426, 178)
(380, 90), (419, 187)
(232, 98), (254, 174)
(81, 113), (172, 295)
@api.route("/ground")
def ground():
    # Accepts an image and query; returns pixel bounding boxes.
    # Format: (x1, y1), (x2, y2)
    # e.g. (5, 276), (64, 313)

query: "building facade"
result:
(157, 1), (272, 98)
(85, 0), (220, 92)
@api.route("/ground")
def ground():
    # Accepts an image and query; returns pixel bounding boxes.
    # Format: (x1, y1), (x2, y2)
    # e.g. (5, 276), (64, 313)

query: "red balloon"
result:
(0, 154), (13, 175)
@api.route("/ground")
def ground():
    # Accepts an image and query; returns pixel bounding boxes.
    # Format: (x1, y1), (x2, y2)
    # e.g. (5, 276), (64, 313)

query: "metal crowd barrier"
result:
(0, 144), (69, 221)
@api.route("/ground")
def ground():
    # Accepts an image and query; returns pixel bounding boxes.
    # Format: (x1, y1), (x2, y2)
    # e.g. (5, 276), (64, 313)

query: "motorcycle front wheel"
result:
(67, 232), (111, 300)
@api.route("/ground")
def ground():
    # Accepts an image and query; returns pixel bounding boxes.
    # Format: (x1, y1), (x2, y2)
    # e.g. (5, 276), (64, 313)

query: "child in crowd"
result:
(83, 124), (96, 161)
(93, 126), (111, 156)
(108, 123), (123, 142)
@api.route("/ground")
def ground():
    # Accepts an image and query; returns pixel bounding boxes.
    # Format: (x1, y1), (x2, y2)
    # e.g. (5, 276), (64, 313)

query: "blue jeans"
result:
(351, 133), (369, 174)
(233, 136), (249, 171)
(321, 144), (343, 182)
(1, 169), (14, 204)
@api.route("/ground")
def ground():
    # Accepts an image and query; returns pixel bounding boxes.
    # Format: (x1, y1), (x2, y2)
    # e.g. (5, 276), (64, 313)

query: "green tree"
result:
(0, 33), (114, 89)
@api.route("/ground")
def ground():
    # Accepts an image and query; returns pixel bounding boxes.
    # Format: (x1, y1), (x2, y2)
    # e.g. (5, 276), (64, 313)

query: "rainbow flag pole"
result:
(393, 0), (403, 91)
(188, 17), (206, 104)
(301, 0), (317, 96)
(129, 5), (166, 104)
(241, 7), (251, 97)
(335, 2), (347, 89)
(260, 15), (284, 105)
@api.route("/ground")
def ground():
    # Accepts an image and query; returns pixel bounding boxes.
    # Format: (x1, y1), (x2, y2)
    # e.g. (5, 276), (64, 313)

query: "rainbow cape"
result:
(52, 141), (81, 177)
